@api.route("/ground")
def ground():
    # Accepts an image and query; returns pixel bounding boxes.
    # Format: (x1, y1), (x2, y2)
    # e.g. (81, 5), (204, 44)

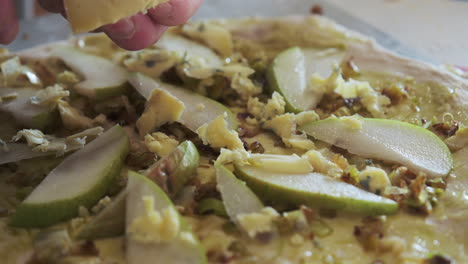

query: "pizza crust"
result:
(9, 15), (468, 264)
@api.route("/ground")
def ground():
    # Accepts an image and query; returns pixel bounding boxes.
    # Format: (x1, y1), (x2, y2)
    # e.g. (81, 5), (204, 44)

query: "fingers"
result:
(37, 0), (64, 14)
(0, 0), (19, 44)
(148, 0), (203, 26)
(102, 13), (167, 51)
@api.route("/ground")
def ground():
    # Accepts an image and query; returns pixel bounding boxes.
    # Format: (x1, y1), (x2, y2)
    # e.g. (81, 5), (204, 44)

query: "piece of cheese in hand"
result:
(64, 0), (169, 33)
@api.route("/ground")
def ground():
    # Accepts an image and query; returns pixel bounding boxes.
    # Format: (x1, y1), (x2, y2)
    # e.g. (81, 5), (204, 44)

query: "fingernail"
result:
(104, 18), (135, 40)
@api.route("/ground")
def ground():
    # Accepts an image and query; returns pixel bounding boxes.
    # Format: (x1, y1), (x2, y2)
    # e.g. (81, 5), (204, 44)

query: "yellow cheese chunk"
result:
(144, 132), (179, 158)
(197, 114), (244, 150)
(64, 0), (169, 33)
(136, 89), (185, 136)
(128, 196), (180, 244)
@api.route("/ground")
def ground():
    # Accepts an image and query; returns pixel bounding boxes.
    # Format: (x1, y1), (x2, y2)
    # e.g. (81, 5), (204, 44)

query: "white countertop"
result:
(329, 0), (468, 65)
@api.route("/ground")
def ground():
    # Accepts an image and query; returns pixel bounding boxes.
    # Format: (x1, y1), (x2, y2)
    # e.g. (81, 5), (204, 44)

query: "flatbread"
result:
(1, 15), (467, 264)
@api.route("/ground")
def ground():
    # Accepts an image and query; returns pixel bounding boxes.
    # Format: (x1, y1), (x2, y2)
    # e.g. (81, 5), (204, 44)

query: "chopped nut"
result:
(310, 4), (323, 15)
(424, 254), (453, 264)
(248, 141), (264, 153)
(432, 122), (459, 137)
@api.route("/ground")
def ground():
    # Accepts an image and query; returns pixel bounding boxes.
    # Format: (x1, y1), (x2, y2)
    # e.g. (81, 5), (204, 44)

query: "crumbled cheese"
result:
(30, 84), (70, 106)
(290, 234), (304, 246)
(284, 138), (315, 151)
(196, 103), (206, 111)
(144, 132), (179, 158)
(179, 232), (197, 245)
(445, 127), (468, 151)
(0, 56), (41, 87)
(247, 97), (265, 119)
(197, 113), (244, 150)
(340, 115), (363, 130)
(222, 64), (255, 78)
(250, 154), (313, 174)
(69, 217), (86, 233)
(179, 62), (216, 79)
(264, 113), (315, 151)
(303, 149), (343, 178)
(218, 63), (262, 99)
(215, 148), (251, 165)
(247, 92), (286, 120)
(264, 113), (295, 139)
(128, 196), (181, 244)
(123, 49), (176, 78)
(230, 73), (262, 100)
(245, 117), (259, 126)
(12, 129), (48, 146)
(56, 71), (80, 85)
(196, 164), (216, 185)
(11, 128), (97, 156)
(57, 100), (93, 130)
(91, 196), (112, 214)
(247, 92), (315, 151)
(358, 166), (391, 194)
(263, 92), (286, 120)
(236, 207), (279, 238)
(136, 89), (185, 136)
(295, 110), (320, 127)
(311, 68), (390, 117)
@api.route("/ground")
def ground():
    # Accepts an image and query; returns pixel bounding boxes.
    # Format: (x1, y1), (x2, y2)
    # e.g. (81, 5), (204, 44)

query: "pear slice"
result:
(146, 140), (200, 197)
(216, 165), (283, 260)
(300, 116), (453, 178)
(0, 143), (53, 165)
(52, 47), (129, 99)
(128, 73), (237, 131)
(126, 171), (207, 264)
(267, 47), (343, 113)
(11, 125), (130, 228)
(235, 160), (398, 216)
(267, 47), (309, 113)
(74, 190), (126, 240)
(303, 48), (345, 79)
(0, 87), (57, 129)
(215, 164), (264, 221)
(156, 33), (223, 69)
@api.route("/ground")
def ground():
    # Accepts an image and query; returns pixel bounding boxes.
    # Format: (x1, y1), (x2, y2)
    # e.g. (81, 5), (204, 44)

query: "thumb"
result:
(0, 0), (19, 44)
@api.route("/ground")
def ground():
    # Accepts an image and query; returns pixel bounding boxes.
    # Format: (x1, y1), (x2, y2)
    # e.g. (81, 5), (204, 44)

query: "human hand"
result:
(0, 0), (202, 50)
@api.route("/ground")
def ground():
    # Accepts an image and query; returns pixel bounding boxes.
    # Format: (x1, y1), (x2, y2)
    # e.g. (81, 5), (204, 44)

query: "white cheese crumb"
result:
(290, 234), (304, 246)
(197, 113), (244, 150)
(144, 132), (179, 158)
(340, 115), (363, 131)
(303, 149), (343, 178)
(358, 166), (391, 194)
(128, 196), (181, 244)
(196, 103), (206, 111)
(236, 207), (279, 238)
